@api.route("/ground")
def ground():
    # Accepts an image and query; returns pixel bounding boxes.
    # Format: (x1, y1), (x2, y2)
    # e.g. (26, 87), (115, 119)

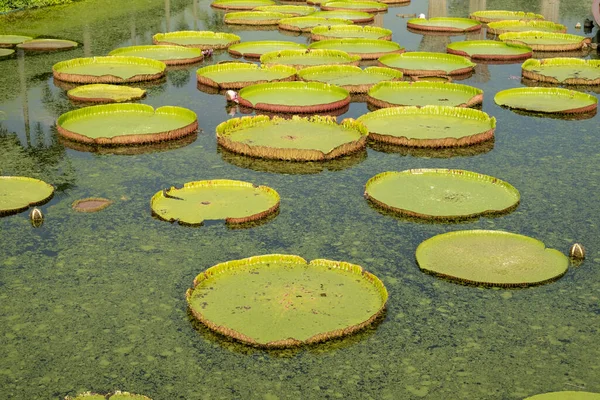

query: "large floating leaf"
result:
(311, 25), (392, 41)
(521, 58), (600, 85)
(197, 62), (297, 89)
(487, 20), (567, 35)
(524, 392), (600, 400)
(53, 56), (166, 84)
(0, 34), (33, 47)
(228, 40), (307, 58)
(499, 31), (591, 51)
(253, 5), (316, 16)
(297, 65), (402, 93)
(0, 176), (54, 216)
(279, 16), (353, 32)
(108, 45), (203, 65)
(469, 10), (545, 23)
(407, 17), (482, 33)
(447, 40), (532, 61)
(67, 84), (146, 103)
(367, 81), (483, 108)
(494, 87), (597, 114)
(224, 11), (294, 25)
(17, 39), (78, 51)
(260, 49), (360, 69)
(311, 10), (374, 23)
(211, 0), (275, 10)
(0, 49), (15, 59)
(152, 31), (241, 49)
(416, 230), (569, 287)
(186, 254), (388, 347)
(320, 1), (387, 13)
(378, 51), (475, 76)
(309, 38), (404, 60)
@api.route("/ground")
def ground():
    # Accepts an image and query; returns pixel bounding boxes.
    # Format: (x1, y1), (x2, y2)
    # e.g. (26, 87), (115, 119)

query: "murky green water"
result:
(1, 0), (599, 399)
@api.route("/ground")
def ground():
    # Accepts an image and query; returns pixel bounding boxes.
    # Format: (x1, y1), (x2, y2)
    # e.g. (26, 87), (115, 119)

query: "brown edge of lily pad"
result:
(67, 90), (147, 104)
(72, 197), (113, 213)
(521, 69), (600, 86)
(343, 47), (404, 61)
(186, 256), (388, 348)
(377, 61), (475, 77)
(447, 47), (532, 61)
(367, 92), (483, 109)
(369, 128), (494, 148)
(152, 39), (240, 50)
(503, 38), (591, 52)
(0, 178), (54, 217)
(53, 70), (165, 84)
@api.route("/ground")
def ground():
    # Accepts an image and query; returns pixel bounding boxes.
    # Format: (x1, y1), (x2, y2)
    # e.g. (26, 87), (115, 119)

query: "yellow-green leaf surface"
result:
(253, 5), (316, 16)
(311, 25), (391, 40)
(309, 38), (404, 56)
(224, 11), (294, 23)
(379, 52), (475, 74)
(0, 49), (15, 58)
(311, 10), (374, 22)
(229, 40), (307, 57)
(239, 81), (348, 106)
(279, 16), (353, 30)
(211, 0), (275, 8)
(499, 31), (588, 46)
(522, 58), (600, 83)
(17, 38), (78, 50)
(298, 65), (402, 86)
(0, 35), (33, 47)
(261, 49), (360, 68)
(487, 20), (567, 34)
(495, 87), (597, 113)
(197, 63), (296, 85)
(0, 176), (54, 215)
(152, 31), (240, 48)
(469, 10), (545, 23)
(108, 45), (202, 62)
(407, 17), (481, 31)
(321, 1), (387, 12)
(524, 392), (600, 400)
(447, 40), (532, 58)
(67, 84), (146, 102)
(53, 56), (165, 79)
(368, 81), (482, 107)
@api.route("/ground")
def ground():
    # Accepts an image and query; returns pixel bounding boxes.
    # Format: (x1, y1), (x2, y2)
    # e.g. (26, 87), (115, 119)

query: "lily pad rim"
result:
(0, 176), (55, 216)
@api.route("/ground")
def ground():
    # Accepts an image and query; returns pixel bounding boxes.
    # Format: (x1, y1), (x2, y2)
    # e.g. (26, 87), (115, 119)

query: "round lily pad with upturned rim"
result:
(378, 52), (476, 76)
(279, 16), (354, 32)
(469, 10), (545, 23)
(407, 17), (482, 33)
(309, 38), (404, 60)
(297, 65), (402, 93)
(447, 40), (532, 61)
(494, 87), (597, 114)
(0, 176), (54, 216)
(253, 5), (316, 16)
(356, 105), (495, 147)
(17, 39), (78, 51)
(52, 56), (166, 84)
(487, 20), (567, 35)
(151, 179), (280, 226)
(0, 35), (33, 48)
(67, 84), (146, 103)
(237, 81), (350, 113)
(311, 25), (392, 41)
(0, 49), (15, 59)
(416, 230), (569, 287)
(216, 114), (367, 161)
(72, 197), (113, 212)
(521, 58), (600, 85)
(524, 392), (600, 400)
(108, 45), (203, 65)
(364, 169), (520, 220)
(367, 81), (483, 108)
(56, 103), (197, 146)
(311, 10), (374, 23)
(197, 62), (297, 89)
(320, 1), (387, 13)
(211, 0), (275, 10)
(260, 49), (360, 69)
(499, 31), (591, 52)
(228, 40), (307, 58)
(152, 31), (241, 50)
(186, 254), (388, 347)
(224, 11), (294, 25)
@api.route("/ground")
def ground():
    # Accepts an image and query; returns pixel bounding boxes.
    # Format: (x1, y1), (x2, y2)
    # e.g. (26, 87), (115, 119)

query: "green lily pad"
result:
(52, 56), (166, 84)
(152, 31), (241, 50)
(186, 254), (388, 347)
(151, 179), (280, 226)
(56, 103), (197, 146)
(356, 105), (495, 147)
(311, 25), (392, 41)
(66, 390), (152, 400)
(494, 87), (597, 114)
(407, 17), (482, 33)
(499, 31), (591, 52)
(469, 10), (545, 24)
(309, 38), (404, 60)
(297, 65), (402, 93)
(216, 115), (367, 160)
(66, 392), (106, 400)
(224, 11), (294, 25)
(487, 20), (567, 35)
(0, 35), (33, 47)
(416, 230), (569, 287)
(197, 62), (296, 89)
(365, 169), (520, 220)
(211, 0), (275, 10)
(320, 1), (387, 13)
(228, 40), (307, 58)
(521, 58), (600, 85)
(447, 40), (532, 61)
(253, 5), (316, 16)
(311, 10), (374, 23)
(0, 176), (54, 216)
(279, 16), (353, 32)
(108, 45), (203, 65)
(378, 52), (476, 76)
(260, 49), (360, 69)
(367, 81), (483, 108)
(67, 84), (146, 103)
(524, 392), (600, 400)
(0, 48), (15, 59)
(17, 39), (78, 51)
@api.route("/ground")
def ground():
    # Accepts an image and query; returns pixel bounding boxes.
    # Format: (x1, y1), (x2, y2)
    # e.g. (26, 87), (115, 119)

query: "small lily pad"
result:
(378, 52), (476, 76)
(447, 40), (532, 61)
(152, 31), (241, 50)
(72, 197), (113, 213)
(367, 81), (483, 108)
(228, 40), (307, 58)
(407, 17), (482, 33)
(494, 87), (597, 114)
(0, 176), (54, 216)
(297, 65), (403, 93)
(108, 45), (203, 65)
(17, 39), (78, 51)
(309, 38), (404, 60)
(469, 10), (545, 23)
(521, 58), (600, 85)
(311, 25), (392, 41)
(197, 62), (297, 89)
(499, 31), (591, 52)
(0, 35), (33, 47)
(53, 56), (166, 84)
(67, 84), (146, 103)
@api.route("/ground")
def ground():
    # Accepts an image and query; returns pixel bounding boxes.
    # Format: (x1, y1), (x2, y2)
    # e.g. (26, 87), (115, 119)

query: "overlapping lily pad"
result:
(297, 65), (402, 93)
(253, 5), (316, 16)
(0, 35), (33, 48)
(108, 45), (203, 65)
(17, 39), (78, 51)
(152, 31), (241, 50)
(494, 87), (597, 114)
(0, 176), (54, 216)
(367, 81), (483, 108)
(356, 105), (495, 147)
(521, 58), (600, 85)
(216, 115), (367, 160)
(237, 81), (350, 113)
(228, 40), (307, 58)
(499, 31), (591, 52)
(309, 38), (404, 60)
(186, 254), (388, 347)
(311, 10), (375, 23)
(151, 179), (280, 226)
(311, 25), (392, 41)
(447, 40), (532, 61)
(487, 20), (567, 35)
(364, 169), (520, 220)
(407, 17), (482, 33)
(469, 10), (545, 23)
(56, 104), (197, 146)
(224, 11), (294, 25)
(67, 84), (146, 103)
(52, 56), (166, 84)
(524, 392), (600, 400)
(261, 49), (360, 69)
(197, 62), (296, 89)
(416, 230), (569, 287)
(320, 1), (387, 13)
(279, 16), (353, 32)
(378, 52), (476, 76)
(211, 0), (275, 10)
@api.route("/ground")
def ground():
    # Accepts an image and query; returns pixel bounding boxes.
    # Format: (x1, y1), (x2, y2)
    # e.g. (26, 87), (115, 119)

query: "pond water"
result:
(1, 0), (599, 399)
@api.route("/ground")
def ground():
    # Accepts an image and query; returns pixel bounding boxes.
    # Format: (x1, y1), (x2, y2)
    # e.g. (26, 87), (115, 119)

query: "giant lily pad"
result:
(521, 58), (600, 85)
(211, 0), (275, 10)
(260, 49), (360, 69)
(253, 5), (316, 16)
(151, 179), (279, 226)
(52, 56), (166, 84)
(407, 17), (482, 33)
(311, 10), (374, 23)
(17, 39), (78, 51)
(365, 169), (519, 220)
(216, 115), (367, 160)
(237, 81), (350, 113)
(152, 31), (241, 50)
(279, 16), (353, 32)
(311, 25), (392, 41)
(0, 35), (33, 48)
(228, 40), (307, 58)
(0, 176), (54, 216)
(494, 87), (597, 114)
(224, 11), (294, 25)
(469, 10), (545, 23)
(56, 103), (197, 146)
(320, 1), (387, 13)
(67, 84), (146, 103)
(499, 31), (591, 52)
(197, 62), (296, 89)
(367, 81), (483, 108)
(447, 40), (532, 61)
(356, 105), (495, 147)
(108, 45), (203, 65)
(524, 392), (600, 400)
(297, 65), (402, 93)
(186, 254), (388, 347)
(309, 38), (404, 60)
(378, 52), (475, 76)
(487, 20), (567, 35)
(416, 230), (569, 287)
(0, 49), (15, 59)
